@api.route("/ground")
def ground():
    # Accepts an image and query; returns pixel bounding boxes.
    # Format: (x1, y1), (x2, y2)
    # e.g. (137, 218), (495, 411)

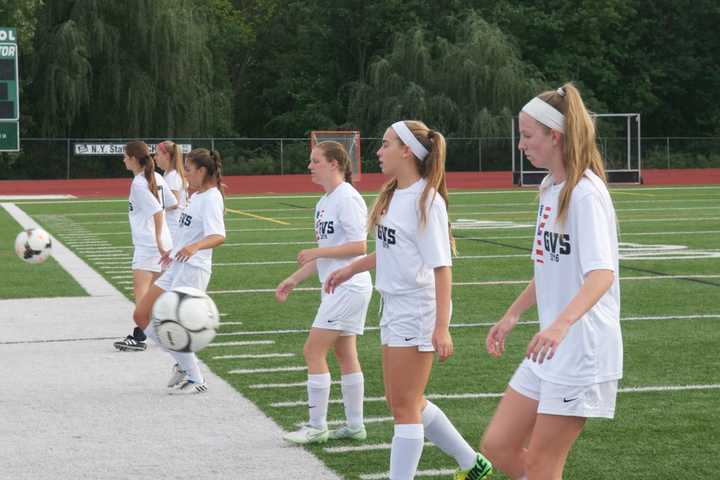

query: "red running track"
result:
(0, 169), (718, 198)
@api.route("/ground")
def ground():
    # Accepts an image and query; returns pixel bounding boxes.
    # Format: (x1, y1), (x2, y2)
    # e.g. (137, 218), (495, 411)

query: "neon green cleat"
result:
(328, 424), (367, 441)
(283, 425), (329, 444)
(454, 453), (493, 480)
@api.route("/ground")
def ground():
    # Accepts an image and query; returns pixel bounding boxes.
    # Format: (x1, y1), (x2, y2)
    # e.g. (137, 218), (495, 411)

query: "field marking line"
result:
(226, 207), (291, 226)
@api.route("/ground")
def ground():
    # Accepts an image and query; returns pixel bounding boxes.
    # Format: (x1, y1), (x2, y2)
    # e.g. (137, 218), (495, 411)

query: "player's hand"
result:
(175, 243), (199, 262)
(324, 266), (353, 294)
(486, 313), (518, 358)
(159, 250), (173, 267)
(297, 248), (318, 266)
(433, 328), (454, 362)
(526, 319), (569, 364)
(275, 277), (297, 303)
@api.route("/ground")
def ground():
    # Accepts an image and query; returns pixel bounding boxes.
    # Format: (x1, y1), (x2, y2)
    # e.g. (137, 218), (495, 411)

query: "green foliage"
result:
(29, 0), (232, 137)
(346, 14), (543, 137)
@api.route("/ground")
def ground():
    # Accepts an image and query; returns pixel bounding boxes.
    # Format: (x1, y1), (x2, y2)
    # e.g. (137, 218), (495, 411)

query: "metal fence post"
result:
(478, 138), (482, 172)
(280, 138), (284, 175)
(66, 138), (71, 179)
(666, 137), (670, 169)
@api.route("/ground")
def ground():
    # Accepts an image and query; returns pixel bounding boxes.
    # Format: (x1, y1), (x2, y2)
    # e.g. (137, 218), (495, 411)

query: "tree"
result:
(346, 14), (543, 137)
(29, 0), (232, 137)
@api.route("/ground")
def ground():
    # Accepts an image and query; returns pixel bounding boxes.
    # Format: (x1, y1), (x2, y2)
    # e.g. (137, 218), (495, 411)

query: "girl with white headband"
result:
(480, 83), (622, 480)
(325, 120), (493, 480)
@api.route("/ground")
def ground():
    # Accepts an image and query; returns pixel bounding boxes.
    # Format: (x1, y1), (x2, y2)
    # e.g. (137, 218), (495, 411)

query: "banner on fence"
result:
(74, 143), (192, 155)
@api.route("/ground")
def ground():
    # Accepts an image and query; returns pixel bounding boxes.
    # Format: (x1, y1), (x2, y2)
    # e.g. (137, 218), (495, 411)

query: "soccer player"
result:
(114, 140), (176, 352)
(325, 121), (492, 480)
(130, 148), (226, 394)
(276, 141), (372, 444)
(155, 140), (188, 243)
(481, 83), (622, 480)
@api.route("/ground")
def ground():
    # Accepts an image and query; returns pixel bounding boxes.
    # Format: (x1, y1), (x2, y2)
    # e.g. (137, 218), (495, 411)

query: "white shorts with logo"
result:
(312, 286), (372, 336)
(154, 261), (211, 292)
(509, 359), (618, 419)
(379, 290), (446, 352)
(132, 247), (162, 273)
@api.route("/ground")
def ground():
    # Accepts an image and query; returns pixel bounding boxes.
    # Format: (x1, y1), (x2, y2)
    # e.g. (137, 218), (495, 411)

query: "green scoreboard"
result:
(0, 27), (18, 151)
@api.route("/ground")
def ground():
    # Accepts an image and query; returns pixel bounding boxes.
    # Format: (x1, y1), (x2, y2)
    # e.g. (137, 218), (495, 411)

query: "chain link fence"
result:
(1, 136), (719, 180)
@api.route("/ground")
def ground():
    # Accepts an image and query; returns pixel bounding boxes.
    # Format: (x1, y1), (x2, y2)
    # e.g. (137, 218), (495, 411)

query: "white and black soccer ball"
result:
(151, 287), (220, 352)
(14, 228), (52, 264)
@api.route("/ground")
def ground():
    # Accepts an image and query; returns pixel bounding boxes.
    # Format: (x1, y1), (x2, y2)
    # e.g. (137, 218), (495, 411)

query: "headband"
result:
(391, 121), (429, 161)
(521, 97), (565, 133)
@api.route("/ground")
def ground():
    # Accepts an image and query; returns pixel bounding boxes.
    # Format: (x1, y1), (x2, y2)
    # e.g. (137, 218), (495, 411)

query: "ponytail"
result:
(210, 149), (226, 197)
(159, 140), (188, 190)
(125, 140), (157, 198)
(386, 120), (457, 255)
(537, 82), (605, 224)
(186, 148), (225, 198)
(368, 178), (398, 231)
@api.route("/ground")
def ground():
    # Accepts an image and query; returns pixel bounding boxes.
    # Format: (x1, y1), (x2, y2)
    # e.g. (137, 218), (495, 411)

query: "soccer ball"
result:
(15, 228), (52, 264)
(151, 286), (220, 352)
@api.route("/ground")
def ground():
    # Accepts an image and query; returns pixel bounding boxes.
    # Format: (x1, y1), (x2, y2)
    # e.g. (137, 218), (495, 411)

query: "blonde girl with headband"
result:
(155, 140), (188, 243)
(130, 148), (226, 393)
(276, 141), (373, 445)
(325, 121), (492, 480)
(480, 83), (622, 480)
(114, 140), (177, 352)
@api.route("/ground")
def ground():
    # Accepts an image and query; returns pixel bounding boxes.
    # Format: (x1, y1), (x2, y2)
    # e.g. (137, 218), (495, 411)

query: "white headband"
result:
(521, 97), (565, 133)
(391, 121), (429, 161)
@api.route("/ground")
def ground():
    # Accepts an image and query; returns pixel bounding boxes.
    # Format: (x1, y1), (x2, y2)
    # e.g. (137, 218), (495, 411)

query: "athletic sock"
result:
(307, 372), (332, 430)
(144, 326), (204, 383)
(422, 400), (477, 470)
(341, 372), (364, 429)
(390, 423), (424, 480)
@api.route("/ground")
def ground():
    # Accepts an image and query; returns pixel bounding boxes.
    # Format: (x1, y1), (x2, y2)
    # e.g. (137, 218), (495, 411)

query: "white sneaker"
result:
(167, 364), (187, 388)
(168, 379), (208, 395)
(328, 424), (367, 441)
(283, 425), (329, 444)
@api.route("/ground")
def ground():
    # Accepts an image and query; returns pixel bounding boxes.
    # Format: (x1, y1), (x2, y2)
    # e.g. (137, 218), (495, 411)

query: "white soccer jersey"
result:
(173, 186), (225, 273)
(531, 169), (623, 385)
(375, 178), (452, 296)
(163, 169), (188, 232)
(128, 172), (177, 250)
(314, 182), (372, 290)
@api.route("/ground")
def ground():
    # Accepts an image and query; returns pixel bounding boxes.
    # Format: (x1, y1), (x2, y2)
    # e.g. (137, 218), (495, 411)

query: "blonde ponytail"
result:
(368, 120), (456, 255)
(538, 82), (605, 223)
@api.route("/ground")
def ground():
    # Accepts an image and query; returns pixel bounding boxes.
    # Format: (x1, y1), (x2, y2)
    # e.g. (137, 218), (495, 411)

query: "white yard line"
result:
(272, 384), (720, 408)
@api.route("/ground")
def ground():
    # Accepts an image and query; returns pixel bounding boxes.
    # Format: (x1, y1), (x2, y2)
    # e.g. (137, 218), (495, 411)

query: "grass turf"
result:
(10, 184), (720, 479)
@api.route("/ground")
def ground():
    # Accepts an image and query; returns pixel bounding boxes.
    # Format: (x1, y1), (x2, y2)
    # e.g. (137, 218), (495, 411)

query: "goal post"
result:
(512, 113), (641, 186)
(309, 130), (362, 181)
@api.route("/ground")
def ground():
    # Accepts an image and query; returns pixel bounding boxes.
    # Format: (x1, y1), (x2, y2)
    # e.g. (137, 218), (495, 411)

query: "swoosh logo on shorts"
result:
(562, 397), (578, 403)
(404, 337), (416, 342)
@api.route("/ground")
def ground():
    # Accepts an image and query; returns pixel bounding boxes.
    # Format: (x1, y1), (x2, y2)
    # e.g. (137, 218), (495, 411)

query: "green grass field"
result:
(9, 185), (720, 479)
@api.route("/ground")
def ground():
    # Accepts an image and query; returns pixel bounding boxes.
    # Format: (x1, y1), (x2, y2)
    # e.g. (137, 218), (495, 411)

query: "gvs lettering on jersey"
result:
(377, 224), (396, 248)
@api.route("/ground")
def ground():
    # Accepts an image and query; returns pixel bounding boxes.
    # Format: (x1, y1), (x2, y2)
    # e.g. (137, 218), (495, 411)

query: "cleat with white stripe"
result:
(167, 364), (187, 388)
(113, 335), (147, 352)
(168, 379), (208, 395)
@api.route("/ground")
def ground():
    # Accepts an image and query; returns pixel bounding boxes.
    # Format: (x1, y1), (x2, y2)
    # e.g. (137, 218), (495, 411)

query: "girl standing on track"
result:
(481, 83), (622, 480)
(130, 148), (226, 393)
(155, 140), (188, 244)
(114, 140), (176, 352)
(276, 141), (373, 444)
(325, 121), (492, 480)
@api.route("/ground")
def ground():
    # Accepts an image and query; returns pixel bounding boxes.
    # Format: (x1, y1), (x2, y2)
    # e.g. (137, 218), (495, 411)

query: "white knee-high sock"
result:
(390, 424), (424, 480)
(144, 326), (204, 383)
(422, 401), (477, 470)
(341, 372), (364, 428)
(307, 373), (332, 430)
